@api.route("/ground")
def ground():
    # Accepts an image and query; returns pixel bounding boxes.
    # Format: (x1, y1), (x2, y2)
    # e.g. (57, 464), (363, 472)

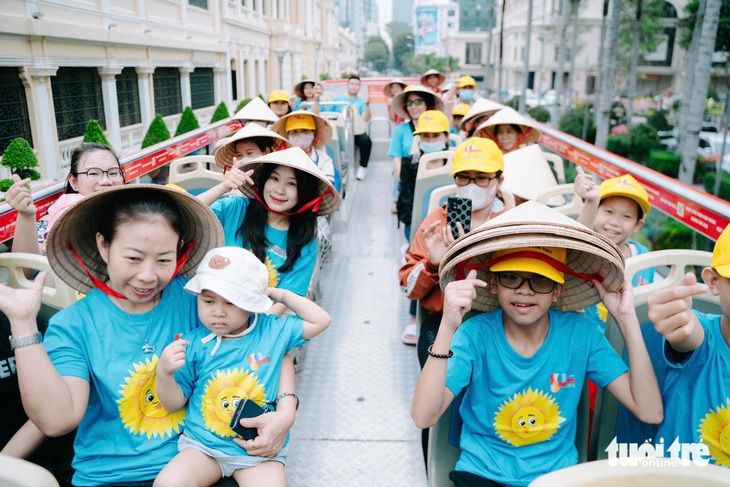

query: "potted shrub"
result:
(0, 137), (41, 192)
(83, 120), (111, 148)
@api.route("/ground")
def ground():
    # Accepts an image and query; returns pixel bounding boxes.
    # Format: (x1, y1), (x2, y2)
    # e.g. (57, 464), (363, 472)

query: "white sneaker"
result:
(356, 166), (366, 180)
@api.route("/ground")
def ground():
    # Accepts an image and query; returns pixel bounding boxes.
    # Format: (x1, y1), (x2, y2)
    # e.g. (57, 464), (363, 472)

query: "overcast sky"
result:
(377, 0), (393, 46)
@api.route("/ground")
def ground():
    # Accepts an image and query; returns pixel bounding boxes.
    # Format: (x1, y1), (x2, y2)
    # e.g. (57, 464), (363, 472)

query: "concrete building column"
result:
(18, 66), (61, 180)
(179, 65), (194, 109)
(98, 67), (123, 152)
(136, 67), (156, 128)
(213, 64), (225, 106)
(248, 57), (257, 97)
(258, 54), (266, 95)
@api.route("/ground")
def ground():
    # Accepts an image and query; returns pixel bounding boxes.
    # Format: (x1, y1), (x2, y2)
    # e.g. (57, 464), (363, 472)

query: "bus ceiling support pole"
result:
(519, 0), (534, 114)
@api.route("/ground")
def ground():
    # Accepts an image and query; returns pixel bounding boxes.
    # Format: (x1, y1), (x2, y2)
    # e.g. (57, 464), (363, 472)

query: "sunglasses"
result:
(405, 99), (426, 107)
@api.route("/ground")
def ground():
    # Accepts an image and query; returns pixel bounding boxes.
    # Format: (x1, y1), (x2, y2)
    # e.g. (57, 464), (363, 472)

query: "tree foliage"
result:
(386, 21), (412, 41)
(392, 32), (415, 73)
(82, 120), (111, 148)
(559, 106), (596, 143)
(175, 107), (200, 137)
(617, 0), (666, 65)
(681, 0), (730, 51)
(363, 36), (390, 73)
(0, 137), (41, 191)
(404, 53), (460, 76)
(210, 102), (230, 123)
(141, 114), (171, 149)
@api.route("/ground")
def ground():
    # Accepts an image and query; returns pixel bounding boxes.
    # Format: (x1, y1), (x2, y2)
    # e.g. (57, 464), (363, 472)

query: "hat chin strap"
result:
(250, 184), (333, 216)
(454, 250), (604, 284)
(201, 314), (258, 356)
(67, 240), (195, 299)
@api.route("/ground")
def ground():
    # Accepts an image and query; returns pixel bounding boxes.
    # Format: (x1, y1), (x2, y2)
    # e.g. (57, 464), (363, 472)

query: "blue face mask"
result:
(460, 89), (475, 101)
(420, 141), (446, 154)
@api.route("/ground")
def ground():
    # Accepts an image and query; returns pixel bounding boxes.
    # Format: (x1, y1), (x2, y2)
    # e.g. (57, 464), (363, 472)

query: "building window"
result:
(642, 27), (675, 67)
(190, 68), (214, 109)
(116, 67), (141, 128)
(189, 0), (208, 9)
(51, 67), (105, 141)
(465, 42), (483, 65)
(448, 9), (455, 16)
(153, 68), (182, 117)
(0, 67), (32, 155)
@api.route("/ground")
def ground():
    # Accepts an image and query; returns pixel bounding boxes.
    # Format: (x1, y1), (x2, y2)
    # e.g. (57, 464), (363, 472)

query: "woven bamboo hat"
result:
(391, 85), (446, 120)
(384, 78), (407, 98)
(475, 107), (541, 148)
(420, 69), (446, 87)
(214, 124), (291, 170)
(46, 185), (225, 294)
(233, 97), (279, 124)
(459, 98), (504, 131)
(271, 110), (333, 150)
(439, 201), (625, 312)
(293, 79), (323, 99)
(236, 147), (341, 216)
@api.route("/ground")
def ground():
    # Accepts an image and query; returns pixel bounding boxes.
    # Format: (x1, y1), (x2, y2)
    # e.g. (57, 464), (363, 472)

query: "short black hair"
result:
(348, 75), (361, 82)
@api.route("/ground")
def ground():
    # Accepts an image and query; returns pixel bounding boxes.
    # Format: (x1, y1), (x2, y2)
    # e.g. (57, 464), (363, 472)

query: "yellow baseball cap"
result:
(452, 103), (470, 117)
(450, 137), (504, 176)
(459, 75), (477, 88)
(285, 113), (316, 132)
(712, 225), (730, 278)
(413, 110), (450, 134)
(268, 90), (290, 104)
(489, 246), (566, 284)
(599, 174), (651, 218)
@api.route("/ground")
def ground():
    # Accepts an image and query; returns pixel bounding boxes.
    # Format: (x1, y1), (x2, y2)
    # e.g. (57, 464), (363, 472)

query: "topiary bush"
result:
(647, 109), (672, 132)
(210, 102), (230, 123)
(236, 98), (253, 112)
(626, 123), (660, 164)
(610, 100), (628, 128)
(0, 137), (41, 192)
(646, 149), (680, 178)
(606, 135), (629, 158)
(83, 120), (111, 148)
(175, 107), (200, 137)
(141, 114), (171, 149)
(559, 106), (596, 143)
(527, 106), (550, 123)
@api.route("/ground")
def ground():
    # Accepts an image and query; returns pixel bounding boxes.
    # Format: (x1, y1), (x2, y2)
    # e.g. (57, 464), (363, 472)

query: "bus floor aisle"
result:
(285, 158), (428, 486)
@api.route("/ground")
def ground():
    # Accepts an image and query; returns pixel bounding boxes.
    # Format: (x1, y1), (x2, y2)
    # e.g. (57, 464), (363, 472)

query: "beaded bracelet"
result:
(274, 391), (300, 410)
(427, 345), (453, 359)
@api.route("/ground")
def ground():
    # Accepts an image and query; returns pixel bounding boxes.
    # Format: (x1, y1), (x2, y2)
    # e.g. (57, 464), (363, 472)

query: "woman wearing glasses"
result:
(7, 142), (125, 255)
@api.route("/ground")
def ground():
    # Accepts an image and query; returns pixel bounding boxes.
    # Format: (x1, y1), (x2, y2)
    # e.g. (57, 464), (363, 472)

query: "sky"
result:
(377, 0), (394, 47)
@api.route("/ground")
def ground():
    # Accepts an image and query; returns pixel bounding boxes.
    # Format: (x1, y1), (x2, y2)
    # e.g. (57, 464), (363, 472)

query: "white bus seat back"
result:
(321, 111), (344, 127)
(427, 185), (457, 215)
(448, 133), (463, 147)
(0, 252), (76, 312)
(411, 151), (456, 235)
(168, 155), (224, 195)
(542, 151), (566, 184)
(535, 184), (583, 218)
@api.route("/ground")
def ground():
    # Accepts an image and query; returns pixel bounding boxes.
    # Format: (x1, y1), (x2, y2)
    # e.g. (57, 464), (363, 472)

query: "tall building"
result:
(393, 0), (414, 25)
(440, 0), (494, 86)
(414, 0), (459, 58)
(337, 0), (377, 60)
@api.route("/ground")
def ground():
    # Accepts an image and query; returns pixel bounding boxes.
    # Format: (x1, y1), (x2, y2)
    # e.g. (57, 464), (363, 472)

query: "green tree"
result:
(392, 32), (415, 73)
(386, 21), (412, 40)
(363, 36), (390, 73)
(141, 114), (171, 149)
(618, 0), (665, 65)
(82, 120), (111, 148)
(681, 0), (730, 52)
(175, 107), (200, 137)
(405, 53), (460, 76)
(210, 102), (230, 123)
(0, 137), (41, 192)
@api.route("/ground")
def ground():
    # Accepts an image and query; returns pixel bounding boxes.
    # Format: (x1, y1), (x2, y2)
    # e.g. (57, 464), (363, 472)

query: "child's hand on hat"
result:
(594, 278), (636, 321)
(442, 270), (486, 331)
(158, 339), (189, 376)
(265, 287), (287, 304)
(648, 272), (708, 346)
(5, 174), (37, 215)
(224, 160), (255, 190)
(574, 167), (599, 202)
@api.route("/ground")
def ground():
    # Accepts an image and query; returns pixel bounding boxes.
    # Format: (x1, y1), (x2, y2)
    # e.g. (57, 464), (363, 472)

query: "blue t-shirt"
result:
(174, 314), (306, 456)
(656, 311), (730, 466)
(388, 121), (415, 159)
(44, 277), (201, 486)
(445, 309), (628, 487)
(211, 196), (317, 296)
(325, 95), (366, 115)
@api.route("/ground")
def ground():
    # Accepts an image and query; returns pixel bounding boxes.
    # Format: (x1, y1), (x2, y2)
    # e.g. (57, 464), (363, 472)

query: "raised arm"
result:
(7, 175), (42, 256)
(196, 162), (254, 206)
(265, 288), (331, 340)
(155, 338), (190, 413)
(574, 167), (600, 228)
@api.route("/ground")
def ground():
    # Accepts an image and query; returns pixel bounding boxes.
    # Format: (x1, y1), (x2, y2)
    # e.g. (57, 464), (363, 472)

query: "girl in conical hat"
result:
(475, 107), (540, 154)
(271, 111), (335, 184)
(292, 79), (324, 113)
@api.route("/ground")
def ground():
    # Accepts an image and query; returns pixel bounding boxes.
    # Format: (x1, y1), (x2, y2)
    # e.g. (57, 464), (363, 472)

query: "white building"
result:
(338, 27), (359, 74)
(413, 0), (459, 58)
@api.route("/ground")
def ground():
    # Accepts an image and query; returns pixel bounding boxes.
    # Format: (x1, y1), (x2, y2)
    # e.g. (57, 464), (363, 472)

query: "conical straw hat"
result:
(293, 79), (324, 98)
(439, 201), (625, 312)
(459, 98), (504, 131)
(271, 110), (333, 150)
(420, 69), (446, 87)
(236, 147), (341, 216)
(384, 78), (407, 98)
(391, 85), (446, 120)
(46, 185), (225, 294)
(475, 107), (541, 146)
(501, 144), (559, 201)
(233, 97), (279, 124)
(214, 124), (291, 170)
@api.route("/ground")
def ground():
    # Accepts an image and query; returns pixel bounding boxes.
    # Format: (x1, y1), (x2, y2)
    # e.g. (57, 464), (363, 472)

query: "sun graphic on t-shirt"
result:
(201, 368), (266, 438)
(596, 302), (608, 322)
(264, 257), (280, 287)
(698, 398), (730, 467)
(118, 355), (186, 439)
(493, 388), (565, 447)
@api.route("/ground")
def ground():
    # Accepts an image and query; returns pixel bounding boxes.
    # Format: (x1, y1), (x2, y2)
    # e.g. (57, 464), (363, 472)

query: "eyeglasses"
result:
(454, 174), (499, 187)
(405, 99), (425, 107)
(497, 272), (557, 294)
(77, 167), (124, 181)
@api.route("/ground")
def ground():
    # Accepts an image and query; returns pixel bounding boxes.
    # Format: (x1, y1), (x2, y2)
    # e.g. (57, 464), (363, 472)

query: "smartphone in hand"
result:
(446, 195), (472, 240)
(229, 398), (266, 440)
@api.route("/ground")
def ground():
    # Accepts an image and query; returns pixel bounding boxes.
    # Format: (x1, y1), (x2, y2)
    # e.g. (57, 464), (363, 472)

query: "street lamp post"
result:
(273, 48), (288, 89)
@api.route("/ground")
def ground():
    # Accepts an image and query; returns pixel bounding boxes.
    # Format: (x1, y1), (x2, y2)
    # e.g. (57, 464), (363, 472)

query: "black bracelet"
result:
(427, 345), (453, 359)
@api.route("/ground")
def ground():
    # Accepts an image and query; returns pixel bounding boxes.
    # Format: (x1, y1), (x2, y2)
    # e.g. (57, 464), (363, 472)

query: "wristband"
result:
(274, 391), (299, 410)
(9, 332), (43, 351)
(427, 345), (453, 359)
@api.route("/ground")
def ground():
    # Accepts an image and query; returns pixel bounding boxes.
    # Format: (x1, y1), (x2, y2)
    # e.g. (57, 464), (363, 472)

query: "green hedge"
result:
(527, 106), (550, 123)
(626, 123), (660, 164)
(647, 149), (680, 178)
(559, 106), (596, 143)
(704, 172), (730, 201)
(606, 135), (629, 158)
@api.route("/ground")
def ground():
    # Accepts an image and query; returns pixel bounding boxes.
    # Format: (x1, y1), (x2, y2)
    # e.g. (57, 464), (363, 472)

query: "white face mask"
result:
(289, 132), (315, 149)
(456, 183), (498, 210)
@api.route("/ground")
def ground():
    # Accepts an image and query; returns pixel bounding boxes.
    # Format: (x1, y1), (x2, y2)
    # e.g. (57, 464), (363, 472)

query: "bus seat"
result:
(542, 151), (566, 184)
(324, 143), (341, 193)
(448, 133), (463, 147)
(528, 458), (730, 487)
(321, 111), (344, 127)
(0, 252), (77, 323)
(590, 250), (719, 461)
(411, 151), (455, 234)
(535, 184), (583, 218)
(168, 155), (224, 195)
(0, 454), (60, 487)
(427, 184), (457, 214)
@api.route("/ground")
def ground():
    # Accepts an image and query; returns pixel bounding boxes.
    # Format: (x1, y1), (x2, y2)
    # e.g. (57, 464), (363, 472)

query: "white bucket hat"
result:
(184, 246), (273, 313)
